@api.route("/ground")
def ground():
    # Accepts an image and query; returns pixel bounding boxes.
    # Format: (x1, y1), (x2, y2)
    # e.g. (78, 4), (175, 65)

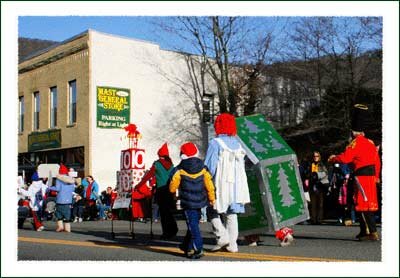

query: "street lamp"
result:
(202, 92), (215, 123)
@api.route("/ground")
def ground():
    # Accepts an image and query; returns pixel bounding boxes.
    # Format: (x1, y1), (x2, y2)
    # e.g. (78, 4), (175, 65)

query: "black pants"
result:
(85, 200), (98, 220)
(310, 190), (324, 224)
(359, 211), (377, 234)
(155, 186), (178, 238)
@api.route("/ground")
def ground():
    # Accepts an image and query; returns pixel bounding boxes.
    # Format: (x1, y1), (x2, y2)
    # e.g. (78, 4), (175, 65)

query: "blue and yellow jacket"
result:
(169, 157), (215, 209)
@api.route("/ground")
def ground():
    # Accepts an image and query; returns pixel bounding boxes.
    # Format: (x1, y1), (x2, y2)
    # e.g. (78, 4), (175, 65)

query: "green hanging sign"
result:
(96, 86), (130, 129)
(28, 129), (61, 152)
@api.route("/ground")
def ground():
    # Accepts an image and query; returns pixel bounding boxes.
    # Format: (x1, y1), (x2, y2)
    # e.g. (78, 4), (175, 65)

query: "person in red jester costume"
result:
(328, 104), (381, 241)
(134, 143), (178, 239)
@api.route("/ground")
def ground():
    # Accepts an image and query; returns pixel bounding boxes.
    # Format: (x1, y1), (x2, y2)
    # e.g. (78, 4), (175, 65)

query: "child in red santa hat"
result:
(169, 142), (215, 259)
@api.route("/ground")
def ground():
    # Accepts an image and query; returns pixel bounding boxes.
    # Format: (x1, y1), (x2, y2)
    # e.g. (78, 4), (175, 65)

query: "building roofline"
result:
(87, 29), (160, 48)
(19, 30), (90, 63)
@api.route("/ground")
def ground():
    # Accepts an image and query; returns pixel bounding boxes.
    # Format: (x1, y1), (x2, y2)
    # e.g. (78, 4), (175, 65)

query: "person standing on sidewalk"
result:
(72, 178), (85, 223)
(82, 175), (100, 220)
(328, 104), (381, 241)
(306, 151), (329, 225)
(169, 142), (215, 259)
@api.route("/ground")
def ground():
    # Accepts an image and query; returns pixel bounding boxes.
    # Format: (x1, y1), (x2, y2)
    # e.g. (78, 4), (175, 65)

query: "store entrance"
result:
(18, 146), (85, 183)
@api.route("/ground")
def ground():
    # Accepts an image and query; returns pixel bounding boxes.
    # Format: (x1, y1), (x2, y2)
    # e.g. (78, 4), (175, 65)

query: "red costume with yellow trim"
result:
(331, 134), (381, 212)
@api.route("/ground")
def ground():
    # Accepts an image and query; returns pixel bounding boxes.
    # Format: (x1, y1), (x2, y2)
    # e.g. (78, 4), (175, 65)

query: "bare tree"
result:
(277, 17), (382, 153)
(153, 16), (278, 116)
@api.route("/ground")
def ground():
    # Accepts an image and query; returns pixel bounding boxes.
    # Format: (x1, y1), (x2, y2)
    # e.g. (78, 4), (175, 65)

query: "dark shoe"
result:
(189, 249), (204, 259)
(178, 243), (190, 254)
(178, 244), (192, 257)
(356, 232), (369, 240)
(160, 234), (175, 240)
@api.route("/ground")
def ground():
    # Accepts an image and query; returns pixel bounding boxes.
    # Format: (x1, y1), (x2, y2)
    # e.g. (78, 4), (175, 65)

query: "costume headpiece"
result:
(214, 113), (237, 136)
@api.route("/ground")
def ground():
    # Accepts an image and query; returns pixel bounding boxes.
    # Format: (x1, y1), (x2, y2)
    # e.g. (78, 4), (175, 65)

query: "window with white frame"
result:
(19, 96), (24, 133)
(68, 80), (77, 124)
(50, 86), (57, 128)
(33, 92), (40, 130)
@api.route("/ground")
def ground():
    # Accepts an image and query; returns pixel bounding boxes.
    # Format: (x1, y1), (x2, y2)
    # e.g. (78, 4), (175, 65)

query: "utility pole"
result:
(202, 92), (215, 156)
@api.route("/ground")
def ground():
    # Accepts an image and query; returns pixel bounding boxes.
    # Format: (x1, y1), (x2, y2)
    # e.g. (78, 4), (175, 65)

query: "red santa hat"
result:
(180, 142), (199, 160)
(59, 164), (69, 175)
(214, 113), (237, 136)
(275, 227), (294, 247)
(157, 143), (169, 157)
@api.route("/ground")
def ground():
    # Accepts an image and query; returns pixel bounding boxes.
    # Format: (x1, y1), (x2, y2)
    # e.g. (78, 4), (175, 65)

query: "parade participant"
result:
(204, 113), (250, 253)
(328, 104), (381, 241)
(18, 171), (49, 231)
(135, 143), (178, 239)
(169, 142), (215, 259)
(49, 164), (75, 232)
(306, 151), (329, 225)
(131, 173), (153, 222)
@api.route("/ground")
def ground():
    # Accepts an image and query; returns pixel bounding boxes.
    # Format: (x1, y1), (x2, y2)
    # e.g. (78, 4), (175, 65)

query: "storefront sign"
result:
(28, 129), (61, 152)
(96, 86), (130, 128)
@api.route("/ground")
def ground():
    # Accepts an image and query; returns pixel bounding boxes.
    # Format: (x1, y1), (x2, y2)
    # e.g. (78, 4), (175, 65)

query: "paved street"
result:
(18, 218), (381, 262)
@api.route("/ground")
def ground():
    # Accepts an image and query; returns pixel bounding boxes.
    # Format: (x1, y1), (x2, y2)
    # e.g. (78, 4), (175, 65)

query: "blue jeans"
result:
(201, 206), (207, 221)
(55, 204), (72, 222)
(152, 200), (160, 220)
(98, 204), (110, 219)
(183, 209), (202, 251)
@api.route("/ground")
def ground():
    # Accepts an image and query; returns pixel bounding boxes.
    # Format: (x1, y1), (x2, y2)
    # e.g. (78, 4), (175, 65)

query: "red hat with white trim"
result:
(180, 142), (199, 160)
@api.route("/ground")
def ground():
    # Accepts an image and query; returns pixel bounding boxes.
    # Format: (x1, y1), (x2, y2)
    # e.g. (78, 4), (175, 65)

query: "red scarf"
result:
(86, 183), (93, 200)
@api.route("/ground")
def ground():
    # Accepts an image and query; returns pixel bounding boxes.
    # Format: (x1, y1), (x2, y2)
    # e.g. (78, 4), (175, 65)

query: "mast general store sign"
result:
(97, 86), (130, 128)
(28, 129), (61, 152)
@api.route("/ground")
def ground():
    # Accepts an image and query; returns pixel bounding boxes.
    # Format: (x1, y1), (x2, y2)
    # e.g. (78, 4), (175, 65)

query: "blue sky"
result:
(19, 16), (160, 44)
(18, 16), (291, 57)
(19, 16), (382, 60)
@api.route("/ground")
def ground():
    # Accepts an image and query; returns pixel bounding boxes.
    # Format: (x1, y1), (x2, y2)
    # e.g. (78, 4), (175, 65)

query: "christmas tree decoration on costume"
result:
(235, 114), (309, 247)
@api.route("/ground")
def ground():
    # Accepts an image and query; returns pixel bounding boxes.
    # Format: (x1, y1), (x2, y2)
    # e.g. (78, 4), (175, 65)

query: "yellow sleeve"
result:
(203, 170), (215, 203)
(169, 171), (181, 193)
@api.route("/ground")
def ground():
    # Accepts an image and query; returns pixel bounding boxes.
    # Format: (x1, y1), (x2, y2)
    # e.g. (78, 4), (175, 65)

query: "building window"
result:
(68, 80), (77, 124)
(19, 96), (24, 133)
(33, 92), (40, 130)
(50, 86), (57, 128)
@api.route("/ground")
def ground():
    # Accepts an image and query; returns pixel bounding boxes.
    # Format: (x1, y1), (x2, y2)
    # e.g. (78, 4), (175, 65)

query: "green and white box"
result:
(236, 114), (309, 232)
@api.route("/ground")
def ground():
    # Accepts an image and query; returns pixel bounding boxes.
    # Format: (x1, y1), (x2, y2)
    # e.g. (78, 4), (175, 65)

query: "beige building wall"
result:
(18, 34), (91, 175)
